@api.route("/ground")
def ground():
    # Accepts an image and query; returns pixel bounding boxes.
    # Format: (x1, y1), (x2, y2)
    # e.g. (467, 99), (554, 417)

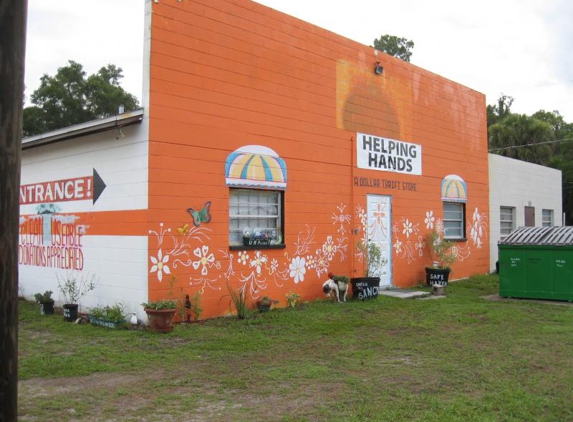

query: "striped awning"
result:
(225, 145), (287, 190)
(441, 174), (467, 203)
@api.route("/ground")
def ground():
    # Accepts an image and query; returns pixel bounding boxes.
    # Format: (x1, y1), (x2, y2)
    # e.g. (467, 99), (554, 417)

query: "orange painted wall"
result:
(147, 0), (489, 318)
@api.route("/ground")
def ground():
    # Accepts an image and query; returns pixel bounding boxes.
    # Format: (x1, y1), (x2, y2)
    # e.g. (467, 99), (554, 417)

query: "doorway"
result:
(525, 206), (535, 227)
(366, 195), (392, 288)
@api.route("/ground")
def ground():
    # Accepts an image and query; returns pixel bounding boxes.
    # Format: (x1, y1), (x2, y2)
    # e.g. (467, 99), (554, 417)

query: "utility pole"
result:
(0, 1), (27, 421)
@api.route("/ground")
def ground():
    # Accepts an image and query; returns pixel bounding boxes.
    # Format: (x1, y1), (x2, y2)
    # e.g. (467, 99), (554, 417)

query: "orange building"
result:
(20, 0), (489, 320)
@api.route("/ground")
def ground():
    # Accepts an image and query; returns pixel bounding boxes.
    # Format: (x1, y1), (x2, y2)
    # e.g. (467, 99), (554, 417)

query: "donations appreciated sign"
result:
(357, 133), (422, 176)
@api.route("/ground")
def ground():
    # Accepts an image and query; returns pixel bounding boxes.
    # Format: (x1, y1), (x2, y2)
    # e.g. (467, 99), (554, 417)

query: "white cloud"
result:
(25, 0), (573, 121)
(25, 0), (144, 104)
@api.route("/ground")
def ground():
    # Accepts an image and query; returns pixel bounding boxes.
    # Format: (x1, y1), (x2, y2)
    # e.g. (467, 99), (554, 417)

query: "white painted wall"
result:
(489, 154), (562, 272)
(19, 236), (148, 317)
(20, 123), (148, 214)
(19, 122), (150, 321)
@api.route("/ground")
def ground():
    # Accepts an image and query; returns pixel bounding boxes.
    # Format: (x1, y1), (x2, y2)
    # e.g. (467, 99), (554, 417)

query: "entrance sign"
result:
(19, 168), (107, 205)
(357, 132), (422, 176)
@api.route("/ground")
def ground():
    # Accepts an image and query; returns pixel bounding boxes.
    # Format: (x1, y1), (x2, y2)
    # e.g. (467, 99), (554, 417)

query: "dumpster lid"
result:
(500, 226), (573, 246)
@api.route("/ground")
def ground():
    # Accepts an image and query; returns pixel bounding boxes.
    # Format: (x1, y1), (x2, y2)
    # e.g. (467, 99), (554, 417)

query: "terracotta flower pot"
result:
(145, 308), (177, 333)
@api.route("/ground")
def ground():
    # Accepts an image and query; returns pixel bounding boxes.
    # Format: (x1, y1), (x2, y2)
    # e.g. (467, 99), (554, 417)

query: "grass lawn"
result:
(18, 274), (573, 421)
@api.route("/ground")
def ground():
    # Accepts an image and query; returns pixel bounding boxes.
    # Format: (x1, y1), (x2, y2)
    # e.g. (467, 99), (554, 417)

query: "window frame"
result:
(228, 188), (286, 250)
(542, 209), (553, 227)
(442, 202), (466, 240)
(500, 206), (516, 237)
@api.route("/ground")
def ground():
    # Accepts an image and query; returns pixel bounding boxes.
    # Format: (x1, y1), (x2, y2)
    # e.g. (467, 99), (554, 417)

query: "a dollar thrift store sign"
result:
(357, 132), (422, 175)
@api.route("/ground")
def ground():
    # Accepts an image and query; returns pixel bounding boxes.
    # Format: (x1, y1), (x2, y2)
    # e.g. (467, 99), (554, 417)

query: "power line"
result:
(497, 79), (573, 94)
(488, 137), (573, 153)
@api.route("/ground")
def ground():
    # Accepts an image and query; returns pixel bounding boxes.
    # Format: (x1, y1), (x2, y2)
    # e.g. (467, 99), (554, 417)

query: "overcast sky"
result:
(25, 0), (573, 122)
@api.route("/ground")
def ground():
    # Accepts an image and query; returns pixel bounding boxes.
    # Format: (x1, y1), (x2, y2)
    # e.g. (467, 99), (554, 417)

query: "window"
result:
(500, 206), (515, 236)
(443, 202), (465, 239)
(542, 209), (553, 227)
(229, 189), (283, 248)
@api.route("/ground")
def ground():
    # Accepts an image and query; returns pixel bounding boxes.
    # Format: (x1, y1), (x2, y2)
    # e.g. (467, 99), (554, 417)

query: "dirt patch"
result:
(18, 367), (349, 421)
(19, 371), (165, 400)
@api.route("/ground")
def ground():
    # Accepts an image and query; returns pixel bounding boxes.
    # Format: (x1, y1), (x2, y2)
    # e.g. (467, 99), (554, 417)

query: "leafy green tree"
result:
(548, 153), (573, 224)
(546, 122), (573, 224)
(488, 114), (553, 165)
(486, 96), (573, 224)
(23, 60), (139, 137)
(372, 35), (414, 62)
(531, 110), (573, 155)
(532, 110), (566, 134)
(487, 94), (513, 127)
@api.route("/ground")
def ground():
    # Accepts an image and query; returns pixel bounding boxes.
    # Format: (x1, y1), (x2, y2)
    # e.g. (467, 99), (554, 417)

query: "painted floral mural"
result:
(149, 200), (488, 302)
(148, 203), (352, 299)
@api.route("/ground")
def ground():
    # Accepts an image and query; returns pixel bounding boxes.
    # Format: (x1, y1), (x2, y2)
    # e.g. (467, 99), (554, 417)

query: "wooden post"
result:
(0, 1), (27, 421)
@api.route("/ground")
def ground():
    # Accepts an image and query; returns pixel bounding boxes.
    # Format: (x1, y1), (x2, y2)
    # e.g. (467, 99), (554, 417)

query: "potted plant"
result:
(142, 275), (183, 332)
(351, 241), (387, 300)
(285, 291), (301, 308)
(242, 228), (272, 247)
(141, 299), (178, 332)
(425, 229), (457, 287)
(34, 290), (55, 315)
(255, 296), (278, 312)
(88, 303), (126, 329)
(57, 272), (97, 322)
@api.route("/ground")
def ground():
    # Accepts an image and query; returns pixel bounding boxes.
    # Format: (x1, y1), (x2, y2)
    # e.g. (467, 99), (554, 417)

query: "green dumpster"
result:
(498, 226), (573, 301)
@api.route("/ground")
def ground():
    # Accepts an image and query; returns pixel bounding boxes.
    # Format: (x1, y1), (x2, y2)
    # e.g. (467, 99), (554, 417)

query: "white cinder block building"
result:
(489, 154), (563, 272)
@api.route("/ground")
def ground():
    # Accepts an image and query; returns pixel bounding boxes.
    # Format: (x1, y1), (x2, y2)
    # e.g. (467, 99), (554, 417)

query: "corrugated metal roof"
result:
(500, 226), (573, 246)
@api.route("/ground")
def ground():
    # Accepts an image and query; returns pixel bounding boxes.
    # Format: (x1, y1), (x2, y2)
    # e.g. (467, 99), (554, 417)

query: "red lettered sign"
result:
(20, 169), (106, 205)
(20, 177), (93, 205)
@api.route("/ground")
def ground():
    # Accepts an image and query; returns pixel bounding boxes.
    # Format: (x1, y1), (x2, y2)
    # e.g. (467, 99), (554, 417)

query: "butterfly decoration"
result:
(177, 223), (190, 236)
(187, 201), (212, 227)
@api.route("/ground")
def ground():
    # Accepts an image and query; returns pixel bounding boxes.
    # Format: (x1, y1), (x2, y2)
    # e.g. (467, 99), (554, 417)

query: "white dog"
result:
(322, 277), (348, 302)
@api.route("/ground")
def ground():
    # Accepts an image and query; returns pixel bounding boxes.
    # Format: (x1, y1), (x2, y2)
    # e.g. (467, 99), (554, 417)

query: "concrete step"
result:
(378, 289), (431, 299)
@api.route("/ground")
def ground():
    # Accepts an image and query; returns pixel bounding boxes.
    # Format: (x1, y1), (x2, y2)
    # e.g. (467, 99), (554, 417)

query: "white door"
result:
(366, 195), (392, 288)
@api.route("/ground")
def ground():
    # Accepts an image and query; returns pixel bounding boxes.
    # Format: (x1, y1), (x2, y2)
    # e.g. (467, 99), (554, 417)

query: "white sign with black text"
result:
(357, 132), (422, 176)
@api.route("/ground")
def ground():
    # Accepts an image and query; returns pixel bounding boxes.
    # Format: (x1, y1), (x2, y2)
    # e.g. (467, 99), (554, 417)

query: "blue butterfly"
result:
(187, 201), (212, 227)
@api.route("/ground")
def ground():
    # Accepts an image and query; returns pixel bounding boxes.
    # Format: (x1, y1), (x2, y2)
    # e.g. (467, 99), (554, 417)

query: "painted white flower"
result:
(238, 251), (249, 266)
(357, 205), (367, 231)
(402, 219), (413, 238)
(250, 250), (268, 275)
(289, 256), (307, 284)
(424, 211), (435, 229)
(314, 249), (329, 276)
(322, 236), (337, 261)
(270, 258), (279, 274)
(470, 225), (483, 248)
(150, 249), (170, 282)
(306, 255), (316, 269)
(450, 245), (460, 260)
(473, 207), (481, 223)
(192, 245), (215, 276)
(332, 206), (351, 233)
(393, 239), (403, 254)
(415, 236), (425, 257)
(435, 218), (444, 235)
(470, 208), (485, 249)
